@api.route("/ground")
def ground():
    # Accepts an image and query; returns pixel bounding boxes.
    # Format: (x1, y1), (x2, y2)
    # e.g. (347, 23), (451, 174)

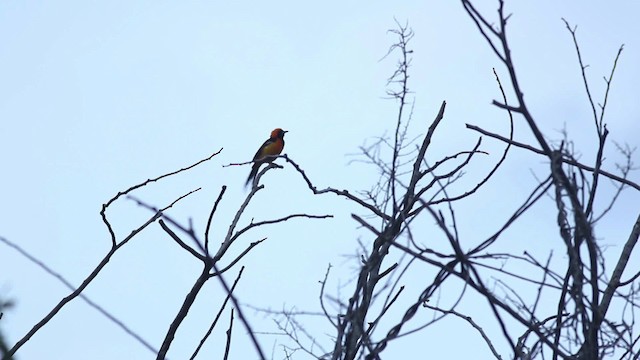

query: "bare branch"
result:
(231, 214), (333, 243)
(0, 236), (159, 355)
(598, 213), (640, 321)
(209, 239), (266, 277)
(223, 308), (235, 360)
(210, 262), (267, 360)
(101, 149), (222, 246)
(6, 211), (161, 358)
(191, 267), (245, 360)
(466, 124), (640, 191)
(282, 154), (392, 221)
(562, 18), (599, 130)
(425, 304), (503, 360)
(205, 185), (228, 254)
(157, 268), (210, 360)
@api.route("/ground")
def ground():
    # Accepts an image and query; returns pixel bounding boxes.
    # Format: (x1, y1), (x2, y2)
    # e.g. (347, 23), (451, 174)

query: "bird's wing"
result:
(252, 138), (276, 161)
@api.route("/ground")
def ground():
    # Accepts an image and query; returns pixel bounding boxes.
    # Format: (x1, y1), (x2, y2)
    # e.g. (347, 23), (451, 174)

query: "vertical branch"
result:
(205, 186), (227, 255)
(561, 18), (599, 131)
(335, 101), (447, 360)
(214, 174), (266, 263)
(598, 45), (624, 127)
(385, 21), (414, 217)
(223, 309), (235, 360)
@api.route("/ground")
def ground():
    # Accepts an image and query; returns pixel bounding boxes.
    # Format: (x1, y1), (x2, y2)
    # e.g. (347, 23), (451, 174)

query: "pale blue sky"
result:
(1, 1), (639, 359)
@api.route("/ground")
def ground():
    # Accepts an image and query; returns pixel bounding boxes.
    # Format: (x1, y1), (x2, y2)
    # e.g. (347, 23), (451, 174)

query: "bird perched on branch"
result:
(246, 128), (288, 187)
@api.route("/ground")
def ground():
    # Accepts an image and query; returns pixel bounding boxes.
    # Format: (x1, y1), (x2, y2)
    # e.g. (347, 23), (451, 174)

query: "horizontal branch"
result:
(282, 155), (392, 221)
(466, 123), (640, 191)
(231, 213), (333, 243)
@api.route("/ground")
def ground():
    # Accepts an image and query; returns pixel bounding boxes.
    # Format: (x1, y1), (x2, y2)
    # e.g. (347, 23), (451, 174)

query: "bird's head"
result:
(271, 128), (288, 139)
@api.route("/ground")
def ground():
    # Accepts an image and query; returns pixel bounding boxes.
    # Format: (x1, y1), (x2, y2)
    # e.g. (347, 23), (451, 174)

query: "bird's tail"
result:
(245, 163), (260, 187)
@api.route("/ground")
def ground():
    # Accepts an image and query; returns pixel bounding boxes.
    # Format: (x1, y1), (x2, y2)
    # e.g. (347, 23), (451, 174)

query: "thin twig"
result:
(223, 309), (235, 360)
(425, 304), (503, 360)
(205, 186), (227, 255)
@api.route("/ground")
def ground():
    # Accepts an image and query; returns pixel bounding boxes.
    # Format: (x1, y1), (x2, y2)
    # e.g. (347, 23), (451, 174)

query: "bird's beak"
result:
(283, 130), (289, 133)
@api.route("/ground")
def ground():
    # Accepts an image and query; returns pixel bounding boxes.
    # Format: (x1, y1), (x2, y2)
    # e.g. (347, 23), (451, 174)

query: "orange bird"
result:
(246, 128), (288, 186)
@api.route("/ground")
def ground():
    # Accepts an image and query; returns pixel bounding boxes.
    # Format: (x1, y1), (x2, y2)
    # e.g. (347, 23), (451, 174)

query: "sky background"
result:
(1, 1), (639, 359)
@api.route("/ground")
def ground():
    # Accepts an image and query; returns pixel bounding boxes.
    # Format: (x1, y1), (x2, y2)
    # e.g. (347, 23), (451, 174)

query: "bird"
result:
(246, 128), (288, 187)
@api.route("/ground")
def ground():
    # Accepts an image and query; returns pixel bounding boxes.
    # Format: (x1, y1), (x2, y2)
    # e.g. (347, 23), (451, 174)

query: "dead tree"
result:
(331, 3), (638, 360)
(264, 5), (637, 359)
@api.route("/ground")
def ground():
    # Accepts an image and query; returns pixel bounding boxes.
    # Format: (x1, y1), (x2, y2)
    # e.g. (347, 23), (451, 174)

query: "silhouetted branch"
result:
(191, 267), (245, 360)
(205, 185), (227, 254)
(223, 308), (235, 360)
(101, 149), (222, 246)
(0, 236), (159, 355)
(157, 267), (210, 360)
(6, 208), (166, 358)
(465, 124), (640, 191)
(425, 304), (503, 360)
